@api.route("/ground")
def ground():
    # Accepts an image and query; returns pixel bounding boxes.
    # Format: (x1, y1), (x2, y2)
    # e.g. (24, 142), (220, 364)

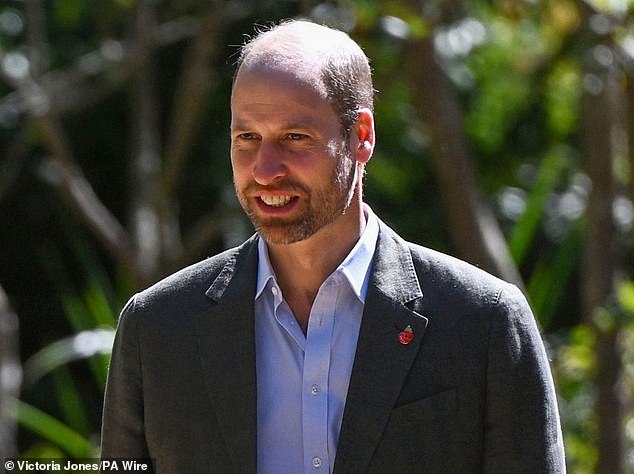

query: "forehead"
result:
(231, 64), (338, 127)
(232, 59), (325, 100)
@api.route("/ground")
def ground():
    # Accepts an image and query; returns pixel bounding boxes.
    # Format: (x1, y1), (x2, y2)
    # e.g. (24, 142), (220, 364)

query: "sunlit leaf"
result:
(618, 281), (634, 315)
(22, 329), (115, 386)
(21, 443), (66, 459)
(545, 60), (581, 139)
(84, 280), (117, 328)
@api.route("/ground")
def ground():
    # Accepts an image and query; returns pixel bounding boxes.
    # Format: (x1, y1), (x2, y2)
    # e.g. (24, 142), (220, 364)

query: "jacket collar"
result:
(333, 220), (428, 474)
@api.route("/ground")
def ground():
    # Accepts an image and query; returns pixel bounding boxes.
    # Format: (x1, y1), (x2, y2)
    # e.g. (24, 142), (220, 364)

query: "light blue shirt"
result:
(255, 206), (379, 474)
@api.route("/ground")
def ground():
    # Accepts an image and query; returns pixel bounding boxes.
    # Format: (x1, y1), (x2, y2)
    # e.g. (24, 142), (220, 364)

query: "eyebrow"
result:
(230, 118), (320, 132)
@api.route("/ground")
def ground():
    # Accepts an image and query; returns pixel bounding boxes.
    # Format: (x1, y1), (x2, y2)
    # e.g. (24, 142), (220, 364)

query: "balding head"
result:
(235, 20), (374, 137)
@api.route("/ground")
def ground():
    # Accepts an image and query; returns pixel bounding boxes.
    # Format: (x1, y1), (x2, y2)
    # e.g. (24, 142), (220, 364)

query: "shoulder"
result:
(405, 240), (534, 331)
(377, 221), (524, 312)
(376, 224), (543, 361)
(139, 246), (240, 302)
(123, 235), (258, 319)
(409, 241), (509, 299)
(377, 221), (507, 293)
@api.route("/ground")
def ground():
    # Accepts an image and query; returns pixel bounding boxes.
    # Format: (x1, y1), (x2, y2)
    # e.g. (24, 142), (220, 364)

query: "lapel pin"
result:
(398, 325), (414, 345)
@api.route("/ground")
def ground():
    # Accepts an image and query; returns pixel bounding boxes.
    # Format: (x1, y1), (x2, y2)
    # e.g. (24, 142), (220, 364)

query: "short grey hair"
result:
(235, 20), (374, 137)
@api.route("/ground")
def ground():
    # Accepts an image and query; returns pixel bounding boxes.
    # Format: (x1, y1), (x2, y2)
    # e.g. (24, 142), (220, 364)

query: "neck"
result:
(266, 198), (366, 332)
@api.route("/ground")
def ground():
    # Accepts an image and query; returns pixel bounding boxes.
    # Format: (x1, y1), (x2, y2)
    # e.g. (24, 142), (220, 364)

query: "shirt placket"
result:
(302, 280), (338, 473)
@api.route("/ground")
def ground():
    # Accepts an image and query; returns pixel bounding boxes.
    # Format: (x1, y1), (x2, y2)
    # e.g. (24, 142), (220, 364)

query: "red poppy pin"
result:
(398, 325), (414, 345)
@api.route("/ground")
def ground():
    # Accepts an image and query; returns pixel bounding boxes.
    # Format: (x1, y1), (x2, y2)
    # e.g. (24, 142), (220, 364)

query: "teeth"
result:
(260, 195), (293, 207)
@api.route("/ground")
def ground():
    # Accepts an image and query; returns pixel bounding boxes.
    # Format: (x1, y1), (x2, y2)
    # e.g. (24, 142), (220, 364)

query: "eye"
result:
(237, 132), (259, 140)
(287, 133), (307, 141)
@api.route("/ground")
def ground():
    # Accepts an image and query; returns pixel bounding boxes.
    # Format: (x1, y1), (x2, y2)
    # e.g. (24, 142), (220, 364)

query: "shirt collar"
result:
(255, 204), (379, 303)
(255, 239), (276, 300)
(336, 204), (379, 302)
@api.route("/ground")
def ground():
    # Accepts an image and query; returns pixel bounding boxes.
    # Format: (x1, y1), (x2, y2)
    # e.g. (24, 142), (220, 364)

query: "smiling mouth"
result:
(259, 195), (297, 207)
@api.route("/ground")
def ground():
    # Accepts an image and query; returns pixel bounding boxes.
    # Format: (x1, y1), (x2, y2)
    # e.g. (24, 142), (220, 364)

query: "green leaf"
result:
(527, 221), (581, 327)
(545, 60), (581, 139)
(509, 146), (569, 264)
(84, 279), (117, 328)
(88, 353), (111, 391)
(52, 366), (91, 436)
(12, 400), (95, 458)
(53, 0), (86, 28)
(617, 281), (634, 316)
(60, 294), (93, 332)
(22, 329), (115, 387)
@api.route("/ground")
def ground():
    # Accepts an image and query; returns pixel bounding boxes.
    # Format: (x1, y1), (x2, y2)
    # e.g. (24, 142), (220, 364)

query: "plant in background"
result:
(11, 236), (129, 458)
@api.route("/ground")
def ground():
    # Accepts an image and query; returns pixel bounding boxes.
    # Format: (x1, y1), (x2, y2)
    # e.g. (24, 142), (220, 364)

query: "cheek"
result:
(230, 152), (251, 177)
(230, 166), (251, 194)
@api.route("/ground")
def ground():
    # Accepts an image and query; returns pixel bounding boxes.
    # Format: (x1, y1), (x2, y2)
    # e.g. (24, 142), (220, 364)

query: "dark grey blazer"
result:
(100, 220), (566, 473)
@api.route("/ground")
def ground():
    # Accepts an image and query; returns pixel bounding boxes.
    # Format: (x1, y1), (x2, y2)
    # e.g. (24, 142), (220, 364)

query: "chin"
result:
(256, 226), (305, 245)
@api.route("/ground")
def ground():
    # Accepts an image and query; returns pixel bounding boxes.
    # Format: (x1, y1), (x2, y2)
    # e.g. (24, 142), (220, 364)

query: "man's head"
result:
(234, 20), (374, 138)
(230, 20), (375, 245)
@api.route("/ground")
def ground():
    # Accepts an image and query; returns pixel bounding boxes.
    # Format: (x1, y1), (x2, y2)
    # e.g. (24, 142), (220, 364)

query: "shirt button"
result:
(271, 286), (278, 296)
(312, 457), (322, 469)
(310, 385), (320, 396)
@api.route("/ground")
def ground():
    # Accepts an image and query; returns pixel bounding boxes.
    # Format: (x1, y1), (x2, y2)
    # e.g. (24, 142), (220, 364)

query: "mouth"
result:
(253, 192), (301, 215)
(259, 194), (296, 208)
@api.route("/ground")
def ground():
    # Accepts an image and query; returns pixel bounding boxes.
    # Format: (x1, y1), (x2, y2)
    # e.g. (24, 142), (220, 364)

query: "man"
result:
(101, 20), (565, 473)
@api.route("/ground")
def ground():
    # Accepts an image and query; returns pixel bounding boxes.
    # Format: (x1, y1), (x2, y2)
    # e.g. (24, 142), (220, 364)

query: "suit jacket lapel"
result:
(194, 236), (259, 474)
(334, 223), (428, 474)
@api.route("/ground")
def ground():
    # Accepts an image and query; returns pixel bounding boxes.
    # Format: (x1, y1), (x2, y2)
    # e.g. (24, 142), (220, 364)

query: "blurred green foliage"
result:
(1, 0), (634, 471)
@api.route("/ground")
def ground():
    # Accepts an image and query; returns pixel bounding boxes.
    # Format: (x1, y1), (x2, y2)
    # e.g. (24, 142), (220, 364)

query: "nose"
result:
(252, 141), (287, 185)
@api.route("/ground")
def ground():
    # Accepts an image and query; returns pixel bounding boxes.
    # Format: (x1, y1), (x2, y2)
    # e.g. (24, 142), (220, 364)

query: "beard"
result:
(235, 148), (357, 245)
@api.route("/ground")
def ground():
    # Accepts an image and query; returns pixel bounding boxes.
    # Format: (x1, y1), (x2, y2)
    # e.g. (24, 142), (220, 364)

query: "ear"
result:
(351, 108), (375, 164)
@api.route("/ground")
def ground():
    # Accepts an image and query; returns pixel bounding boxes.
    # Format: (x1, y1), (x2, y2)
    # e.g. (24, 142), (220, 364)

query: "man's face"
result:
(230, 65), (358, 245)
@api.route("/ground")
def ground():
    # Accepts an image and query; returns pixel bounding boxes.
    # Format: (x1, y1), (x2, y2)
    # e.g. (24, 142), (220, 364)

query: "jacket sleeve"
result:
(100, 295), (150, 459)
(483, 283), (566, 473)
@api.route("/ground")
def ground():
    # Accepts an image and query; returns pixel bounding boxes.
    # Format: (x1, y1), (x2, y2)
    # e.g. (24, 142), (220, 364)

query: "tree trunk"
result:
(404, 34), (524, 290)
(129, 0), (165, 285)
(580, 36), (626, 474)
